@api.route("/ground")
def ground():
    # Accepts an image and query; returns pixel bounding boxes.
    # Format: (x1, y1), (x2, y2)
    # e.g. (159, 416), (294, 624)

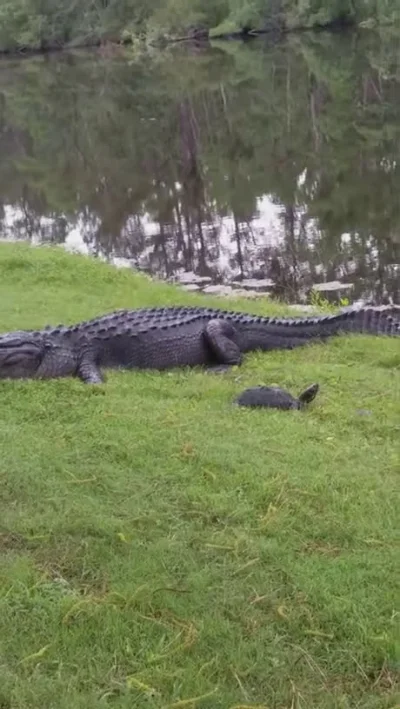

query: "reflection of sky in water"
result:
(1, 192), (396, 306)
(1, 193), (348, 271)
(2, 193), (282, 255)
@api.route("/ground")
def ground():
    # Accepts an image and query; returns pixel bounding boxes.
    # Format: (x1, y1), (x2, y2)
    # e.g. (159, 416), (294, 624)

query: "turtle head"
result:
(297, 383), (319, 407)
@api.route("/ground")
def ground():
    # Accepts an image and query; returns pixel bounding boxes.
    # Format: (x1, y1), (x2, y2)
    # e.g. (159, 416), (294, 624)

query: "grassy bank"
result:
(0, 243), (399, 709)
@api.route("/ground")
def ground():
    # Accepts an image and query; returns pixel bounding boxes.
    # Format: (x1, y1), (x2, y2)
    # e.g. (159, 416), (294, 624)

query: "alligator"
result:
(235, 383), (319, 410)
(0, 305), (399, 384)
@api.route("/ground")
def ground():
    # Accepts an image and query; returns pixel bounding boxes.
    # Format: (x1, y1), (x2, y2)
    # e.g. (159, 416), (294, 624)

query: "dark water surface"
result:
(0, 31), (399, 305)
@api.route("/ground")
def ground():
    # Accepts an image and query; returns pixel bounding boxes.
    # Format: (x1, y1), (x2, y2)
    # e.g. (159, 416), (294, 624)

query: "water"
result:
(0, 30), (399, 305)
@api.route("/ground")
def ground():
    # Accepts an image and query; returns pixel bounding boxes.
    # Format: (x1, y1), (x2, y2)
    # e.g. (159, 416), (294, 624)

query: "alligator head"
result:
(0, 332), (77, 380)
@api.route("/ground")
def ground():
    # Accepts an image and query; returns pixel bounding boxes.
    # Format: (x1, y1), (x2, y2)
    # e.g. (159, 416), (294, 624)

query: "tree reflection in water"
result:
(0, 30), (399, 304)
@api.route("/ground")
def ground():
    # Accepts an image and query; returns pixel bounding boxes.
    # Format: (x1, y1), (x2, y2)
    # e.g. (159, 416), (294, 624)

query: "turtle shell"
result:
(235, 383), (319, 410)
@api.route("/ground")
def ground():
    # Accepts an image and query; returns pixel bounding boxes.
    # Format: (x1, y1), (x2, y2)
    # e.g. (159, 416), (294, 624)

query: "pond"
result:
(0, 30), (399, 306)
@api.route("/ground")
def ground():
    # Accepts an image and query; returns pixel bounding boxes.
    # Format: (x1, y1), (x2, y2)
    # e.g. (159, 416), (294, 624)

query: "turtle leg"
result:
(203, 319), (243, 368)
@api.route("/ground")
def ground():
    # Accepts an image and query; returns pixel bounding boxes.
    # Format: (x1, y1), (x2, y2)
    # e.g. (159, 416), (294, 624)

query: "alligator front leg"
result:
(204, 319), (243, 369)
(77, 353), (104, 384)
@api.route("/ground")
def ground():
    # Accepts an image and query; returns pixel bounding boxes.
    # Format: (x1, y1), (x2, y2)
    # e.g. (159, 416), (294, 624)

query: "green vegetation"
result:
(0, 242), (399, 708)
(0, 0), (399, 52)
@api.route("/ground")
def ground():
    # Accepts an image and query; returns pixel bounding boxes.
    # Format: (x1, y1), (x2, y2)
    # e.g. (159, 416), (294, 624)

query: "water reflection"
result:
(0, 31), (399, 304)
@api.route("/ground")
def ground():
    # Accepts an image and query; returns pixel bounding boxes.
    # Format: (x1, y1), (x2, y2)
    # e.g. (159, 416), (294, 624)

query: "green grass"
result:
(0, 242), (399, 709)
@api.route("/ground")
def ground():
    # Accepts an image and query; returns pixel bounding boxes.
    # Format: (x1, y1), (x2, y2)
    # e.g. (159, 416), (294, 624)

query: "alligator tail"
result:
(324, 307), (400, 337)
(267, 307), (400, 341)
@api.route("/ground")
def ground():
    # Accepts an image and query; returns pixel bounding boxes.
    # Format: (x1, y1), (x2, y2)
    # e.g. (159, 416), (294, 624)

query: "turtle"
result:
(234, 383), (319, 410)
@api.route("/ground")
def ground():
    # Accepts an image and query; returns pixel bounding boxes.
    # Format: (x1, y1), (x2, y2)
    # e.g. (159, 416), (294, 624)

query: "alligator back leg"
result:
(204, 319), (243, 366)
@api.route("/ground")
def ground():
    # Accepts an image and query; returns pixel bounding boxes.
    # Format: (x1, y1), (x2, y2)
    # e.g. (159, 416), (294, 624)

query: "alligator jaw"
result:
(0, 334), (45, 380)
(0, 334), (79, 380)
